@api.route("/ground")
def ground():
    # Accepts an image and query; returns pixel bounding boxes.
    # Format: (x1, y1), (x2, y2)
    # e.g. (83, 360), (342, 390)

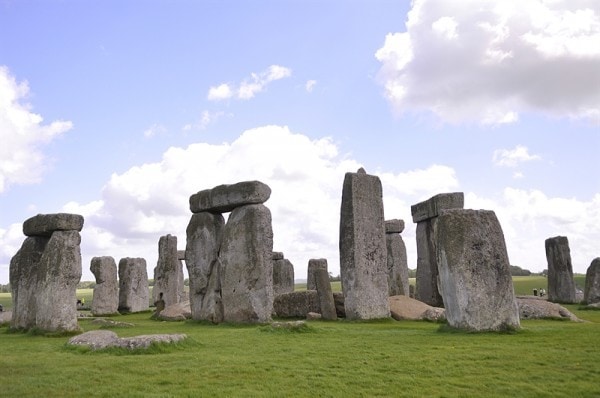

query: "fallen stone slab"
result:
(90, 319), (135, 328)
(516, 297), (581, 321)
(189, 180), (271, 213)
(388, 295), (446, 322)
(155, 300), (192, 321)
(23, 213), (84, 237)
(68, 330), (188, 350)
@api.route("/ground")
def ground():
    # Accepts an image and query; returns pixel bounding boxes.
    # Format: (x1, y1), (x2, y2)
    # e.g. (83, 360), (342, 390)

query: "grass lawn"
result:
(1, 276), (599, 397)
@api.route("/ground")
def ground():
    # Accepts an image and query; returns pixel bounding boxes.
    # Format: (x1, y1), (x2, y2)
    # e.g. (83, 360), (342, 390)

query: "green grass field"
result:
(1, 276), (598, 397)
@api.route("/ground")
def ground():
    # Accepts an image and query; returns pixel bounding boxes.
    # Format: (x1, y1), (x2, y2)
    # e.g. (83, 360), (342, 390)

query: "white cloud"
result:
(493, 145), (541, 167)
(0, 66), (73, 192)
(305, 80), (317, 93)
(183, 110), (226, 131)
(207, 83), (233, 101)
(375, 0), (600, 124)
(207, 65), (292, 101)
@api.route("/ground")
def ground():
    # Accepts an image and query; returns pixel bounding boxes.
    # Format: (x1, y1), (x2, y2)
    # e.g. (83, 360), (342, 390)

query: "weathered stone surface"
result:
(306, 312), (322, 321)
(414, 220), (443, 307)
(388, 295), (446, 322)
(272, 251), (284, 260)
(10, 236), (48, 330)
(436, 209), (520, 331)
(273, 256), (295, 296)
(156, 300), (192, 321)
(517, 297), (581, 321)
(386, 229), (409, 297)
(333, 292), (345, 318)
(307, 258), (328, 291)
(545, 236), (577, 304)
(185, 212), (225, 323)
(23, 213), (84, 237)
(189, 180), (271, 213)
(91, 318), (134, 328)
(273, 291), (320, 318)
(410, 192), (464, 223)
(68, 330), (187, 350)
(153, 234), (185, 307)
(118, 258), (149, 313)
(339, 169), (390, 320)
(314, 267), (337, 320)
(220, 204), (274, 323)
(90, 256), (119, 316)
(385, 219), (405, 234)
(584, 258), (600, 304)
(35, 231), (82, 332)
(177, 250), (186, 261)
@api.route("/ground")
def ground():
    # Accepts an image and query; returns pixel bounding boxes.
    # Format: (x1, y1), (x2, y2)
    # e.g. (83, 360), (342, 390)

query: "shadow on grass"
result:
(437, 323), (522, 335)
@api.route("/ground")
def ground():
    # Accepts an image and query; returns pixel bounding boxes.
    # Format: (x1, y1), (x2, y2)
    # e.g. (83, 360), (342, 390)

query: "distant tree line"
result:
(0, 283), (10, 293)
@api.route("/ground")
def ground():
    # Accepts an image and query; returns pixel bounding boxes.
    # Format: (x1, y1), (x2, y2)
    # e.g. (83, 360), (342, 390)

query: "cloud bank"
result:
(375, 0), (600, 124)
(207, 65), (292, 101)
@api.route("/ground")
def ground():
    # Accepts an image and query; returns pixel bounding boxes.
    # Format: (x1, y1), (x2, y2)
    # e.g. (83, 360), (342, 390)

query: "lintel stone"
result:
(410, 193), (464, 223)
(385, 219), (405, 234)
(23, 213), (84, 237)
(189, 180), (271, 213)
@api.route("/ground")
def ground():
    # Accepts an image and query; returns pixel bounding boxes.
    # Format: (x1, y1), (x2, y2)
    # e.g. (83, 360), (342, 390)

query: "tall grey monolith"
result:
(10, 213), (83, 333)
(153, 234), (184, 307)
(273, 252), (295, 296)
(90, 256), (119, 316)
(185, 212), (225, 323)
(436, 209), (520, 331)
(307, 258), (328, 291)
(385, 219), (409, 296)
(118, 257), (149, 313)
(584, 258), (600, 304)
(545, 236), (577, 304)
(411, 193), (464, 307)
(220, 204), (274, 323)
(339, 168), (389, 320)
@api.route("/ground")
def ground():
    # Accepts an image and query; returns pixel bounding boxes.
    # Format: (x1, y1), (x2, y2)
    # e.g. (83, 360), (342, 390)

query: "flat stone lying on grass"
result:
(90, 319), (135, 328)
(388, 295), (446, 322)
(516, 297), (581, 321)
(154, 300), (192, 321)
(68, 330), (187, 350)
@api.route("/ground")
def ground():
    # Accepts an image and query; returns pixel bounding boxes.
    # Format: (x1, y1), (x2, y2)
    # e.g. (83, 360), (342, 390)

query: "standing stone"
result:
(35, 231), (82, 332)
(10, 236), (49, 330)
(314, 267), (337, 320)
(584, 258), (600, 304)
(545, 236), (577, 304)
(10, 213), (83, 333)
(273, 252), (295, 296)
(185, 212), (225, 323)
(436, 209), (520, 331)
(339, 168), (390, 320)
(385, 219), (409, 296)
(153, 234), (184, 307)
(220, 204), (274, 323)
(118, 258), (149, 313)
(411, 192), (464, 307)
(90, 256), (119, 316)
(307, 258), (328, 291)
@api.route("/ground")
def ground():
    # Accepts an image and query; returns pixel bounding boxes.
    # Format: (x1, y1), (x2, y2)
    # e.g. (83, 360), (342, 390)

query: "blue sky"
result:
(1, 0), (599, 284)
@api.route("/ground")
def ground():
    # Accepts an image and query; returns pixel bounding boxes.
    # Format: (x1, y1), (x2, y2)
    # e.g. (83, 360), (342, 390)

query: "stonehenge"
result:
(436, 209), (520, 331)
(153, 234), (185, 307)
(90, 256), (119, 316)
(10, 213), (83, 332)
(584, 258), (600, 305)
(545, 236), (577, 304)
(339, 168), (390, 320)
(185, 181), (274, 323)
(118, 257), (150, 313)
(411, 192), (464, 307)
(272, 252), (295, 296)
(385, 219), (409, 296)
